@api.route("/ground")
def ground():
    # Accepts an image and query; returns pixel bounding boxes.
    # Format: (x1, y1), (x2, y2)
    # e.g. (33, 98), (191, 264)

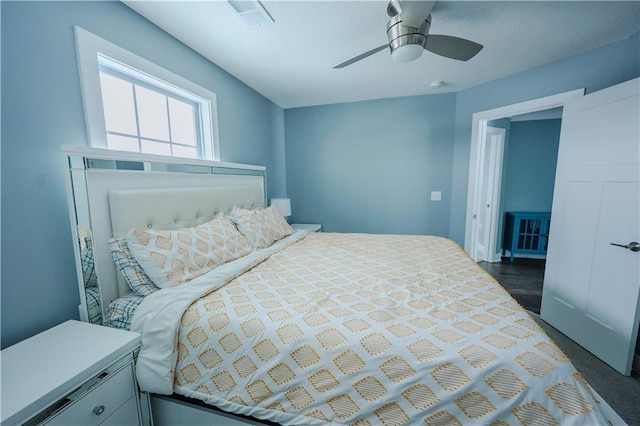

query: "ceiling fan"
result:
(334, 0), (483, 69)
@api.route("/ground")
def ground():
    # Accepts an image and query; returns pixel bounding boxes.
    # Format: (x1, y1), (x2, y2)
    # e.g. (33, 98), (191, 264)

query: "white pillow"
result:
(227, 205), (294, 250)
(125, 213), (252, 288)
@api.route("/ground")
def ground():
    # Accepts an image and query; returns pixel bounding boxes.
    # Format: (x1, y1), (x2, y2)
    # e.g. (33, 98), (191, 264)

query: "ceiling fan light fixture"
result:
(392, 44), (424, 62)
(387, 12), (429, 63)
(333, 1), (483, 69)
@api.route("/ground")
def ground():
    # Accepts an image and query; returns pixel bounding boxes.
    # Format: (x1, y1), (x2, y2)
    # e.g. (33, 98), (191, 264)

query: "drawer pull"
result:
(93, 405), (106, 416)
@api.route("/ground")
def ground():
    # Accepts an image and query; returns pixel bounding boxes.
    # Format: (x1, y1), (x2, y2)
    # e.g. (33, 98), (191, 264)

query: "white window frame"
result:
(97, 57), (205, 159)
(74, 26), (220, 161)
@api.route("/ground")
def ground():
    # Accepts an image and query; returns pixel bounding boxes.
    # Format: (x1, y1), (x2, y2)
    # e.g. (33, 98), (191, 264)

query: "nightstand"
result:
(1, 320), (143, 425)
(292, 223), (322, 232)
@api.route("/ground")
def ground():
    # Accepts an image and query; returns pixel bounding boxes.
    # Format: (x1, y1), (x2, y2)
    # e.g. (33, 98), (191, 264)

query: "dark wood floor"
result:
(478, 258), (545, 314)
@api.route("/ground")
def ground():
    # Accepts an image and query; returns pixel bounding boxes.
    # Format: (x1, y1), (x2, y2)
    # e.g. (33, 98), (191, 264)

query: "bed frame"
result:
(64, 147), (625, 426)
(64, 147), (269, 424)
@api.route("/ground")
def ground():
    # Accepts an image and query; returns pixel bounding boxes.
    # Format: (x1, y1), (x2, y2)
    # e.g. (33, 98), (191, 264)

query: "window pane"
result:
(141, 139), (171, 156)
(107, 134), (139, 152)
(135, 85), (170, 141)
(168, 98), (196, 146)
(172, 145), (197, 159)
(100, 72), (137, 135)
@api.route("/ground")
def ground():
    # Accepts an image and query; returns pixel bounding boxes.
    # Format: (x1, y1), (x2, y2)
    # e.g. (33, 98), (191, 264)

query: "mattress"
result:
(132, 231), (609, 425)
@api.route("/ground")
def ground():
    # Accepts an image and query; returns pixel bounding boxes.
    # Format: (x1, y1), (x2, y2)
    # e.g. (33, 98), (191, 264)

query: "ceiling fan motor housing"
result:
(333, 0), (482, 68)
(387, 14), (431, 61)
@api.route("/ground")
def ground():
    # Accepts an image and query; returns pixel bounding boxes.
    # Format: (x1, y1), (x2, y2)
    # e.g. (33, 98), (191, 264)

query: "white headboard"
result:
(63, 147), (267, 323)
(109, 185), (264, 236)
(108, 185), (264, 296)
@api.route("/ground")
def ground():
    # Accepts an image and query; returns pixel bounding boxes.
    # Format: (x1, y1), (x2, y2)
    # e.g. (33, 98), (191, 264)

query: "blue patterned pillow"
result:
(81, 236), (98, 288)
(108, 237), (159, 296)
(106, 294), (144, 330)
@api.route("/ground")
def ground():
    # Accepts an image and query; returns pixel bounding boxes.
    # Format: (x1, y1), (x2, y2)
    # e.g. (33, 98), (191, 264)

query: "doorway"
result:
(464, 89), (584, 261)
(466, 89), (585, 315)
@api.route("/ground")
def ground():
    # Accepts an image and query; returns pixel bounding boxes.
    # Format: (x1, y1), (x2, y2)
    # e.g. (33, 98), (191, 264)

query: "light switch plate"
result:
(431, 191), (442, 201)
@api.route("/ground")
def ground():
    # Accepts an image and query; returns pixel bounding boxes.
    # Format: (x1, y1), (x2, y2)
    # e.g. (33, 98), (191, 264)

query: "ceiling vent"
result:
(227, 1), (274, 26)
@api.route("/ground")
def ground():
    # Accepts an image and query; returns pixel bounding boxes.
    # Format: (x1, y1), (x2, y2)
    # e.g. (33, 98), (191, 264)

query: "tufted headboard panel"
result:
(109, 185), (264, 237)
(108, 185), (264, 297)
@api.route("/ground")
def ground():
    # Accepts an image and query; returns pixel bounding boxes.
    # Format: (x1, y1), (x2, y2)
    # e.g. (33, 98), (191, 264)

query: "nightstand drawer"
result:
(101, 397), (139, 425)
(45, 363), (136, 425)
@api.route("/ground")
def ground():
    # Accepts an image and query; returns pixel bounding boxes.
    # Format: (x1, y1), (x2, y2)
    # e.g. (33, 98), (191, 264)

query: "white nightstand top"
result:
(1, 320), (140, 425)
(291, 223), (322, 232)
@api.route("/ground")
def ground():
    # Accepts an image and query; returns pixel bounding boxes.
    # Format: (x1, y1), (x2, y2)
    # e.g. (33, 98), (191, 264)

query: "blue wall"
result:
(503, 119), (561, 213)
(2, 1), (638, 349)
(449, 32), (640, 245)
(490, 118), (561, 251)
(284, 94), (456, 236)
(0, 1), (285, 348)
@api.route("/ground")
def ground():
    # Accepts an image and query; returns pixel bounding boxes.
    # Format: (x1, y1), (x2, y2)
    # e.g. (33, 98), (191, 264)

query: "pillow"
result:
(105, 293), (144, 330)
(108, 237), (160, 296)
(125, 213), (252, 288)
(227, 204), (294, 250)
(80, 235), (98, 288)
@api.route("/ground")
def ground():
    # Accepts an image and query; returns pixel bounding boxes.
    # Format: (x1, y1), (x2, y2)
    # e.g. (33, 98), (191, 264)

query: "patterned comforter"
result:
(132, 231), (609, 425)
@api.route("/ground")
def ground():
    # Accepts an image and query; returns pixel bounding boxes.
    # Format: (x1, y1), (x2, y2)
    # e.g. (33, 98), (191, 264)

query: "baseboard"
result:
(502, 250), (547, 260)
(490, 252), (503, 263)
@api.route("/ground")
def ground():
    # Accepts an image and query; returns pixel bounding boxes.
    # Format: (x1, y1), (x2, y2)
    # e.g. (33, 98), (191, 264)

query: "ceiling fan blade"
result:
(333, 44), (389, 69)
(400, 1), (436, 28)
(425, 34), (483, 61)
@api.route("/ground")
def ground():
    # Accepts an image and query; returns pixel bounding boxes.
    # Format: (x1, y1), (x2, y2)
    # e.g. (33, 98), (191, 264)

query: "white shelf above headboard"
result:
(62, 145), (266, 171)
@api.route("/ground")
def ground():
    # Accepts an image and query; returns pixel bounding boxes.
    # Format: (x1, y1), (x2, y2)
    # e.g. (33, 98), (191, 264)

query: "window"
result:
(98, 58), (202, 159)
(75, 27), (219, 160)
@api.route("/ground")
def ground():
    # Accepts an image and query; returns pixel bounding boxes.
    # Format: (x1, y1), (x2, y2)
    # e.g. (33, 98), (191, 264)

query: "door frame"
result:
(464, 89), (585, 258)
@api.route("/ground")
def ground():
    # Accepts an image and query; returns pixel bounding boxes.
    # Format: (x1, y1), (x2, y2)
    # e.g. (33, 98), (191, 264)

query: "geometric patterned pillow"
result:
(125, 213), (252, 288)
(227, 204), (294, 250)
(108, 237), (160, 296)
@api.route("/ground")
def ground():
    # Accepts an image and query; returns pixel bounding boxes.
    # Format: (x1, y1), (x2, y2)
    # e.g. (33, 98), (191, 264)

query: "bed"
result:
(64, 147), (621, 425)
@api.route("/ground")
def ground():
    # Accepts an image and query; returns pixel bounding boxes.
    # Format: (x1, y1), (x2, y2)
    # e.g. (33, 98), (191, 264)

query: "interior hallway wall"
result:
(502, 118), (561, 213)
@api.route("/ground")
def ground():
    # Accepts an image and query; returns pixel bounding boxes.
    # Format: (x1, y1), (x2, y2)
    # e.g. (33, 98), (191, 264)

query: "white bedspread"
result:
(132, 232), (610, 426)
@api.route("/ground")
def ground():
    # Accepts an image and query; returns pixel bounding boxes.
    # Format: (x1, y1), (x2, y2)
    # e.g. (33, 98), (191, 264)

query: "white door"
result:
(540, 78), (640, 375)
(474, 131), (491, 261)
(474, 127), (505, 262)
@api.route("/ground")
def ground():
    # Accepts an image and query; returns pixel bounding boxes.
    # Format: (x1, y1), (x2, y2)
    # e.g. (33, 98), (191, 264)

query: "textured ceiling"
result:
(123, 1), (640, 108)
